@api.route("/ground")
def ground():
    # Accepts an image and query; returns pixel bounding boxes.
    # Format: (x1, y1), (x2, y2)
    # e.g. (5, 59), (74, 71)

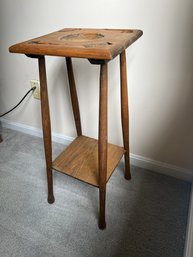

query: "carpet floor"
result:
(0, 128), (191, 257)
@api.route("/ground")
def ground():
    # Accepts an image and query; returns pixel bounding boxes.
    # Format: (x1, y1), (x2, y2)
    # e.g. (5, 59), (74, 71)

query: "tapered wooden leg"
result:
(120, 51), (131, 180)
(38, 56), (54, 204)
(98, 63), (108, 229)
(66, 57), (82, 136)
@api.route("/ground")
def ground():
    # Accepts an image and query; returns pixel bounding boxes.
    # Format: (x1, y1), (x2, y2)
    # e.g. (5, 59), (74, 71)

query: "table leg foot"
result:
(98, 221), (106, 230)
(48, 195), (55, 204)
(124, 153), (131, 180)
(125, 173), (131, 180)
(47, 167), (54, 204)
(99, 188), (106, 230)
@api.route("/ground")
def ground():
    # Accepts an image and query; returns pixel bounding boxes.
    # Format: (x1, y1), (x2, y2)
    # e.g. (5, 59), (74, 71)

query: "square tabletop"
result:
(9, 28), (143, 60)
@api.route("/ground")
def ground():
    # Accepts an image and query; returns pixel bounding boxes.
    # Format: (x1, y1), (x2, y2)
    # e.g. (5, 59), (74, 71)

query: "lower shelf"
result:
(52, 135), (125, 187)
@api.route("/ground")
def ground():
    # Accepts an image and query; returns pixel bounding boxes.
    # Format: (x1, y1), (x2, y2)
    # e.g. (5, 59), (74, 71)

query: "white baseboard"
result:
(1, 118), (193, 182)
(0, 118), (74, 145)
(130, 154), (193, 182)
(184, 185), (193, 257)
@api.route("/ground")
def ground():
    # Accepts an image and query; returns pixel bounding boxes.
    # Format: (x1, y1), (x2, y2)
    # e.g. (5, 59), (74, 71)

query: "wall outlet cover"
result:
(30, 80), (40, 100)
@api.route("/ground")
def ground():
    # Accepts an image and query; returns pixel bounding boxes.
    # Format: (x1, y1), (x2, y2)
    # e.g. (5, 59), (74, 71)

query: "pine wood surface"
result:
(52, 136), (125, 187)
(9, 28), (143, 60)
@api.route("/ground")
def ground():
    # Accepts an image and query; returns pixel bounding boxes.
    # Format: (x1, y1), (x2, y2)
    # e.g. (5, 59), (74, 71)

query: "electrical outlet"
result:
(30, 80), (40, 100)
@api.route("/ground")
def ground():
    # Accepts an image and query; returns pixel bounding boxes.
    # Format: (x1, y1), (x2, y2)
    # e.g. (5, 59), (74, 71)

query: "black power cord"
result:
(0, 87), (36, 118)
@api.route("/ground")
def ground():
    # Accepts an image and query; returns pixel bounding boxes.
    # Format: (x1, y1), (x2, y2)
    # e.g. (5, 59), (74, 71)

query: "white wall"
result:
(1, 0), (193, 171)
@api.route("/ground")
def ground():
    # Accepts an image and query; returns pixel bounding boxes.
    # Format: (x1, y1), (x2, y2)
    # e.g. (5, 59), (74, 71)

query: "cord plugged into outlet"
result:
(0, 86), (36, 118)
(30, 80), (40, 99)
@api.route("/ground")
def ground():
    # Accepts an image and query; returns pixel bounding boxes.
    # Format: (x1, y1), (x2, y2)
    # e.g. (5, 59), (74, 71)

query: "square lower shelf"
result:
(52, 135), (125, 187)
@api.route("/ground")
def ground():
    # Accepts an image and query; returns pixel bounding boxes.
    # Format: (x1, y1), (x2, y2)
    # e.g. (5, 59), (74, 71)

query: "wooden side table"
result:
(9, 28), (143, 229)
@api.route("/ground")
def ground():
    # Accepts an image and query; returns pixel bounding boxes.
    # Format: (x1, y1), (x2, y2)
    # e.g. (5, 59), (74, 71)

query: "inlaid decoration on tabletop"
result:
(9, 28), (143, 60)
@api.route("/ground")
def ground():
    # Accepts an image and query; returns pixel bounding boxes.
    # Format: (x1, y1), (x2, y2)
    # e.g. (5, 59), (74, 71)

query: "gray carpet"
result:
(0, 128), (191, 257)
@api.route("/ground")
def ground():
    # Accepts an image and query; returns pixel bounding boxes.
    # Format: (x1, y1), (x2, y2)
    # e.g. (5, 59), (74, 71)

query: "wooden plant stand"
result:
(9, 28), (143, 229)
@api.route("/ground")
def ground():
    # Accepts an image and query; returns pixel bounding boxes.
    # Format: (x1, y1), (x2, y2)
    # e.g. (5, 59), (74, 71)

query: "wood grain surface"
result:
(52, 136), (125, 187)
(9, 28), (143, 60)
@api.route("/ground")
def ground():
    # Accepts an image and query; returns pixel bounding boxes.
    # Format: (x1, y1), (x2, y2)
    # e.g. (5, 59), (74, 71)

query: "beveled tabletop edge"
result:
(9, 28), (143, 60)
